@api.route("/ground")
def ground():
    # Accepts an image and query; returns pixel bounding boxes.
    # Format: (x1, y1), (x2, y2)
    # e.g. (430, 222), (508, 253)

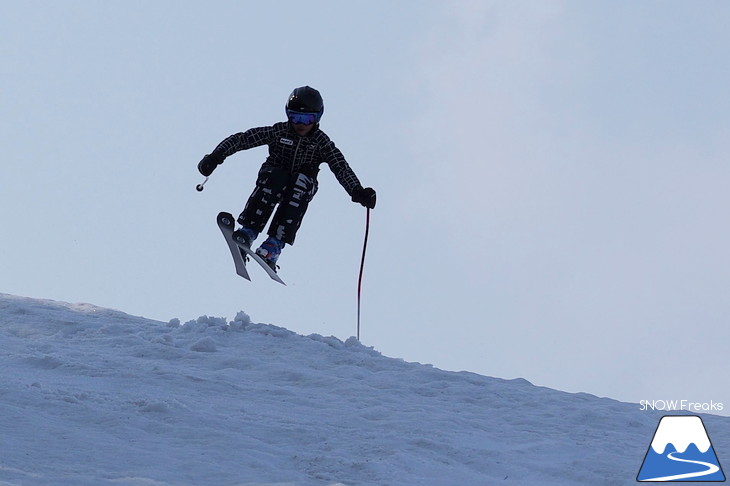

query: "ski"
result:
(217, 212), (250, 281)
(217, 212), (286, 286)
(236, 240), (286, 286)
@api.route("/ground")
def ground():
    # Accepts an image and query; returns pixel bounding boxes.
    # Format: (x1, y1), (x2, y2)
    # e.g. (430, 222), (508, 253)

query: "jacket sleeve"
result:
(212, 125), (279, 158)
(320, 137), (362, 196)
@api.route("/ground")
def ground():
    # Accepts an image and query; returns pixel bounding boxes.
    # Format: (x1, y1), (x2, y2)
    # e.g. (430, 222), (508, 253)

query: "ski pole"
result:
(196, 176), (209, 192)
(357, 207), (370, 341)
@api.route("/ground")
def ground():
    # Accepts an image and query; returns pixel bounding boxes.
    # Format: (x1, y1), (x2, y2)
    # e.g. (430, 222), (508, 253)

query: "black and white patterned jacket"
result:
(212, 122), (362, 195)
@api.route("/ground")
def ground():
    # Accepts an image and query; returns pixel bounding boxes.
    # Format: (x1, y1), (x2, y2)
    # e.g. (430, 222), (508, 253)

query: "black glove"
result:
(351, 186), (376, 209)
(197, 152), (225, 176)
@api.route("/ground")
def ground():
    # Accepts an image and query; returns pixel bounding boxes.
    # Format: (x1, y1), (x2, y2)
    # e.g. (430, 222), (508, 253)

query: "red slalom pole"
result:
(357, 208), (370, 341)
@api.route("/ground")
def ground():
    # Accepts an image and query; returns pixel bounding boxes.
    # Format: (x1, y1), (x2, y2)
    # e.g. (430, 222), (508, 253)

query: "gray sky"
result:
(2, 1), (729, 414)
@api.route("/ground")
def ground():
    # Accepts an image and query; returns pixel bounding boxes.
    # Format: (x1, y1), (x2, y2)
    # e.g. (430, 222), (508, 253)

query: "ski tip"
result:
(217, 212), (235, 227)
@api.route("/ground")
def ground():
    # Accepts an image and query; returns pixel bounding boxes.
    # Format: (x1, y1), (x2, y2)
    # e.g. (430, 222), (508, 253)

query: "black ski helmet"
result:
(286, 86), (324, 121)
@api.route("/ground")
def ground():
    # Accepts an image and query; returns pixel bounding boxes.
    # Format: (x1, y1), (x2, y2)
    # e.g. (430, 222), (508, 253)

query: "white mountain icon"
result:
(650, 416), (711, 454)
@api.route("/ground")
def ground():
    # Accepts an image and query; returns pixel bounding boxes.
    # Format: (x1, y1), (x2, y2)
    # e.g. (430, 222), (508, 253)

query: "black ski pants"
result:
(237, 166), (318, 245)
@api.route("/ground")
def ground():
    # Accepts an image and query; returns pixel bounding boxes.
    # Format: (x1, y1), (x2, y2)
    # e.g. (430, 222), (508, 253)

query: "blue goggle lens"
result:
(287, 110), (318, 125)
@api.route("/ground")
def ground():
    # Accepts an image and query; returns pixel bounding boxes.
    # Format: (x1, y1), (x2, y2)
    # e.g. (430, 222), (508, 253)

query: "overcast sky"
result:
(2, 1), (729, 415)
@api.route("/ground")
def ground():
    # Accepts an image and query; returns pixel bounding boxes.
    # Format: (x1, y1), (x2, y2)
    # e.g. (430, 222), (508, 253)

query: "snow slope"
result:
(0, 293), (727, 485)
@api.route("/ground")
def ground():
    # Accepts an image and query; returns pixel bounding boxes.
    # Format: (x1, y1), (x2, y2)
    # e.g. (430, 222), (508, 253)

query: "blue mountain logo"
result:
(637, 415), (726, 482)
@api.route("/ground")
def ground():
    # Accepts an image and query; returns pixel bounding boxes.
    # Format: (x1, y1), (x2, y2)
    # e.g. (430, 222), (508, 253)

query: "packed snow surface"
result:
(0, 293), (727, 485)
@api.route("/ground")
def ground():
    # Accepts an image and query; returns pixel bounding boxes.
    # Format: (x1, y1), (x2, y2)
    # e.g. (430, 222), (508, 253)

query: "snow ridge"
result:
(0, 293), (727, 486)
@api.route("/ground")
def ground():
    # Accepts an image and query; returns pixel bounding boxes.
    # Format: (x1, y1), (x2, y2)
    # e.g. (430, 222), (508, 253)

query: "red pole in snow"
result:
(357, 208), (370, 341)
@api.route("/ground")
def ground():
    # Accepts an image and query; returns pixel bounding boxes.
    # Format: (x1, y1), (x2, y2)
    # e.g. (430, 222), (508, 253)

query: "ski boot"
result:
(232, 226), (258, 248)
(232, 226), (258, 262)
(256, 237), (284, 272)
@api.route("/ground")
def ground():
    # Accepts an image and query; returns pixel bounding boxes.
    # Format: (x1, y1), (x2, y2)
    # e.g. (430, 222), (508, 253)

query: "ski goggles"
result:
(287, 110), (319, 125)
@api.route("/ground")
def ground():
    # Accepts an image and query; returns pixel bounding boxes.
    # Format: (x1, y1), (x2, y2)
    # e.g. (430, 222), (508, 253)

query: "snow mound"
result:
(0, 293), (727, 485)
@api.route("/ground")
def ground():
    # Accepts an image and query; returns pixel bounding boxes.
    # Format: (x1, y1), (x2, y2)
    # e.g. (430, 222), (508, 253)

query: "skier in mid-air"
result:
(198, 86), (376, 272)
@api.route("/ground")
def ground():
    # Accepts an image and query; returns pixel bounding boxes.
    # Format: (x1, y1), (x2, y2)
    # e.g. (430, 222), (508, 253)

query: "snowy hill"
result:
(0, 293), (727, 485)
